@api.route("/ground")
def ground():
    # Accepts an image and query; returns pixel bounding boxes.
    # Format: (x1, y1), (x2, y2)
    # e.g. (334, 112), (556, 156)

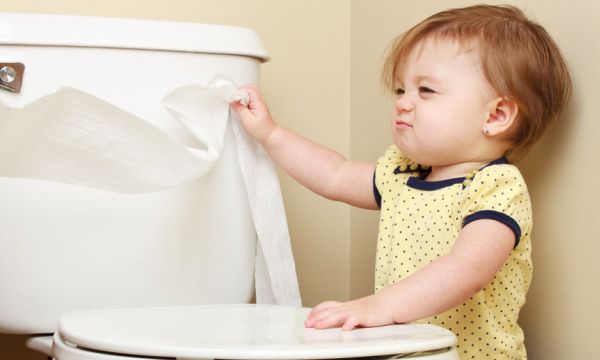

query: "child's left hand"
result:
(304, 294), (396, 331)
(305, 220), (516, 332)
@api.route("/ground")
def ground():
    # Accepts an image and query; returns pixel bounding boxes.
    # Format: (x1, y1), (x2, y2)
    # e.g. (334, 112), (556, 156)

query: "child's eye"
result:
(395, 88), (405, 96)
(419, 86), (435, 94)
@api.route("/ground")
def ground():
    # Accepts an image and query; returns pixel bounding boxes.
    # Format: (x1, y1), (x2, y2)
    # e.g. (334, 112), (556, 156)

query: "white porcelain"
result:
(0, 13), (264, 335)
(52, 304), (458, 360)
(0, 13), (270, 61)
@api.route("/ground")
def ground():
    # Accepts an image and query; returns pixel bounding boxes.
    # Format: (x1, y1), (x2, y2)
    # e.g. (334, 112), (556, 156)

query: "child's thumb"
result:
(231, 101), (254, 120)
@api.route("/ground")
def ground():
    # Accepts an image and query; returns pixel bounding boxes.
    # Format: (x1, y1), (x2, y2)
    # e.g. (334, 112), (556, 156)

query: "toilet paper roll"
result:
(0, 76), (301, 306)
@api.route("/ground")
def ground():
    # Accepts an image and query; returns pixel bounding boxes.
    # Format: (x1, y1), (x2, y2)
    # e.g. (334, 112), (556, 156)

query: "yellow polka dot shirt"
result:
(374, 145), (532, 360)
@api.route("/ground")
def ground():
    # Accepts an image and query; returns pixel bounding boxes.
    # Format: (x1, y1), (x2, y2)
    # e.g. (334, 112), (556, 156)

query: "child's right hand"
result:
(230, 84), (277, 144)
(232, 84), (378, 210)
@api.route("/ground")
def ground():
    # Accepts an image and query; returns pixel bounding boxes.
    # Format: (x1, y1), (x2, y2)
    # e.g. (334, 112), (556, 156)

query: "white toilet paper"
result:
(0, 76), (301, 306)
(0, 88), (213, 193)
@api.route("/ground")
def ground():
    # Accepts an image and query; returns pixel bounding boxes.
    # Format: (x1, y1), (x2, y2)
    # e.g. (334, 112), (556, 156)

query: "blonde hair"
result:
(382, 5), (572, 159)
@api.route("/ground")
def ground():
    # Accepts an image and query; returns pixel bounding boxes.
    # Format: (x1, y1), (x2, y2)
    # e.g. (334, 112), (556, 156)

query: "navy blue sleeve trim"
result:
(373, 171), (381, 209)
(463, 210), (521, 248)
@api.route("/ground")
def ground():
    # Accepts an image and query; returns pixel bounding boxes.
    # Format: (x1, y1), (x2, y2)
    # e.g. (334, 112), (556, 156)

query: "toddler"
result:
(232, 5), (571, 359)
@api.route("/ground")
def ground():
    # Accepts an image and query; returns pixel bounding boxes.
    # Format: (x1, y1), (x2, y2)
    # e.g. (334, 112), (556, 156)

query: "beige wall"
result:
(1, 1), (599, 360)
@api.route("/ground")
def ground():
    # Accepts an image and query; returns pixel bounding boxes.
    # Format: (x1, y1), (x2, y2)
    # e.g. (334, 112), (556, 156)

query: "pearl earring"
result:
(484, 128), (491, 135)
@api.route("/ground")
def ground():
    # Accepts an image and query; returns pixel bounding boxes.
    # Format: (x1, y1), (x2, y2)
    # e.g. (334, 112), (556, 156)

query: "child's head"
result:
(383, 4), (572, 160)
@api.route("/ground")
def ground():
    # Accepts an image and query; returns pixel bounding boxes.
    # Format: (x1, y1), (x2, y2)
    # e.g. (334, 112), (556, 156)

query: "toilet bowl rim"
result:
(55, 304), (457, 360)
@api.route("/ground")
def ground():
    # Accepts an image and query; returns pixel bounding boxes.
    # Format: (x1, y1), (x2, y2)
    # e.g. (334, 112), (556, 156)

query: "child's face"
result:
(392, 38), (498, 166)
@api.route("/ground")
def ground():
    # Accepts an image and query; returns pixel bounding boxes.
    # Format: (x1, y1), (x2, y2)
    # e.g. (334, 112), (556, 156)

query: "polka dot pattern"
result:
(374, 145), (532, 360)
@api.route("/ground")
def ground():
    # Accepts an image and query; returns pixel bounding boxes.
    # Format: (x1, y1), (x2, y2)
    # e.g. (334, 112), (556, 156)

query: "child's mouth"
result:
(394, 120), (412, 129)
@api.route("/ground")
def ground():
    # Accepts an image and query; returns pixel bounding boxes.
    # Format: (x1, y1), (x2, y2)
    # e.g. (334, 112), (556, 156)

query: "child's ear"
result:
(482, 97), (519, 136)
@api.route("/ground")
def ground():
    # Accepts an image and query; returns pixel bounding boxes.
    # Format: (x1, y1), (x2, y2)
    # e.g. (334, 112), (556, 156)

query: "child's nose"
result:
(394, 95), (414, 113)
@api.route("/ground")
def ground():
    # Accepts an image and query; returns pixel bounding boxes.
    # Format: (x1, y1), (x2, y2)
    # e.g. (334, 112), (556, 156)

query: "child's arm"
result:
(304, 219), (515, 330)
(231, 85), (377, 210)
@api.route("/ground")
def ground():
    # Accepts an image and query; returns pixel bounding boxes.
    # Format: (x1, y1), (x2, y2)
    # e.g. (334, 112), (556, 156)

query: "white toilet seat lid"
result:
(58, 304), (456, 359)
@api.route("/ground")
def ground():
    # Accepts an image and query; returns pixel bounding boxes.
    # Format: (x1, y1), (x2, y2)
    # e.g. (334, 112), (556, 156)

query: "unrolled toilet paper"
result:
(0, 76), (301, 306)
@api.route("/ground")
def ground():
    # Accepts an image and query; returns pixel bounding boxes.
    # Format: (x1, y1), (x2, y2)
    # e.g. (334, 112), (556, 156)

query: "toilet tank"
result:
(0, 13), (269, 334)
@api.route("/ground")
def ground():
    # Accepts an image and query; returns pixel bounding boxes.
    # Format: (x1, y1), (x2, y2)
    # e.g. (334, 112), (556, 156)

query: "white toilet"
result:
(0, 13), (458, 360)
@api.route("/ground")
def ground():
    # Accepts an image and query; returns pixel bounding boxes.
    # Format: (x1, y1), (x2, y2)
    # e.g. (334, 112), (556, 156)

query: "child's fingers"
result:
(236, 84), (258, 104)
(306, 303), (352, 329)
(305, 301), (340, 323)
(237, 84), (268, 112)
(305, 301), (341, 328)
(230, 99), (248, 113)
(230, 100), (255, 121)
(342, 316), (360, 331)
(310, 301), (341, 313)
(311, 308), (351, 330)
(230, 84), (277, 143)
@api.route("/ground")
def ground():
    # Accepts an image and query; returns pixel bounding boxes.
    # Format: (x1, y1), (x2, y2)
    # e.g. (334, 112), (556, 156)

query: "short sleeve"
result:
(460, 164), (532, 248)
(374, 145), (400, 207)
(374, 145), (425, 209)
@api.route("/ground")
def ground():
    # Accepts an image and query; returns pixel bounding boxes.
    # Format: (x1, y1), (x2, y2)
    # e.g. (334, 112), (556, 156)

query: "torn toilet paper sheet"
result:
(0, 88), (216, 193)
(0, 76), (301, 306)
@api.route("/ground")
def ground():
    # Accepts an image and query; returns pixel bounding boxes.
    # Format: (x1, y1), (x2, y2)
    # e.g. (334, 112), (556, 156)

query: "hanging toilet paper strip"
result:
(0, 76), (301, 306)
(163, 79), (301, 306)
(230, 117), (302, 306)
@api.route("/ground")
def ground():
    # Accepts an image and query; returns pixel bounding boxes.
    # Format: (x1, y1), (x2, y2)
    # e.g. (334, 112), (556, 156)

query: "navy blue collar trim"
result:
(485, 156), (509, 168)
(407, 175), (464, 190)
(405, 156), (509, 191)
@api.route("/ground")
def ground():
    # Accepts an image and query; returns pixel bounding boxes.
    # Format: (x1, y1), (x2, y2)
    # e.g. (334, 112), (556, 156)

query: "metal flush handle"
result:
(0, 62), (25, 93)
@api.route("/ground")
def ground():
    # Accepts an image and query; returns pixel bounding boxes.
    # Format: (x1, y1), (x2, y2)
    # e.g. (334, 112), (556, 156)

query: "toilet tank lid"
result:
(0, 13), (270, 62)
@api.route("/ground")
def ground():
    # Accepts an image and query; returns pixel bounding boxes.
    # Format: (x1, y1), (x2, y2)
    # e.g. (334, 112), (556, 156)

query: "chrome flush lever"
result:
(0, 62), (25, 93)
